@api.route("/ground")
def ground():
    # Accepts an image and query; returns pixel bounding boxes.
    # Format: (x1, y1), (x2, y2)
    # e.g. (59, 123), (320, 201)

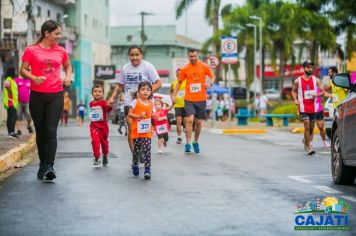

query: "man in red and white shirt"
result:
(292, 60), (325, 155)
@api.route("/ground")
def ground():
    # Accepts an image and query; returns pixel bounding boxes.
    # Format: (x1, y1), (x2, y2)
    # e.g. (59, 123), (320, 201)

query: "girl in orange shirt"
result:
(128, 81), (154, 179)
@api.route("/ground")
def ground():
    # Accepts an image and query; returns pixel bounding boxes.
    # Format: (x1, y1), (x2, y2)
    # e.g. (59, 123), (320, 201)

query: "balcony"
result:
(0, 38), (17, 51)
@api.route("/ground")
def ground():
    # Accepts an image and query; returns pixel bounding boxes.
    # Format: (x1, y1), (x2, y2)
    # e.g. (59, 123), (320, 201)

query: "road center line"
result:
(312, 185), (342, 194)
(341, 195), (356, 203)
(288, 176), (313, 184)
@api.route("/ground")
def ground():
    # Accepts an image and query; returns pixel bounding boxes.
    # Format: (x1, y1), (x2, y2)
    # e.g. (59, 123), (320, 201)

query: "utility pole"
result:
(140, 11), (153, 54)
(26, 0), (35, 45)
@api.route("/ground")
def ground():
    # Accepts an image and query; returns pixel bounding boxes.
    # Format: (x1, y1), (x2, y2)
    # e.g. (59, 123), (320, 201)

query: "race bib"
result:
(156, 124), (168, 134)
(138, 118), (151, 133)
(90, 107), (103, 121)
(177, 90), (185, 98)
(304, 90), (315, 99)
(190, 83), (201, 93)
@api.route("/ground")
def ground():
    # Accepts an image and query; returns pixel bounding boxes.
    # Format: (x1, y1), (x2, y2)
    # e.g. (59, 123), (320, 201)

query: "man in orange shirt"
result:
(172, 48), (215, 153)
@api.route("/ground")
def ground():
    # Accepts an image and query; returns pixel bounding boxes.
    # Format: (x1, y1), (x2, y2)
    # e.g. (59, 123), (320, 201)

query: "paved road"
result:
(0, 122), (355, 236)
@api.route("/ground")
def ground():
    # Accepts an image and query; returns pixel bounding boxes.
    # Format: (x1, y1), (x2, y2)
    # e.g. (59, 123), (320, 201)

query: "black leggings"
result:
(29, 91), (64, 166)
(6, 106), (17, 134)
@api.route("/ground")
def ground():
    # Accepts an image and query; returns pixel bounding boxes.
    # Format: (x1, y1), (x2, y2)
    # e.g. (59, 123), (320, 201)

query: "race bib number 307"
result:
(90, 107), (104, 121)
(190, 83), (201, 93)
(138, 118), (151, 133)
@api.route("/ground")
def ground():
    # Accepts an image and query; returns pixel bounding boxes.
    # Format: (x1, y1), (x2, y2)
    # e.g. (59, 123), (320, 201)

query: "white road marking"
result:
(288, 176), (313, 184)
(312, 185), (342, 194)
(341, 195), (356, 203)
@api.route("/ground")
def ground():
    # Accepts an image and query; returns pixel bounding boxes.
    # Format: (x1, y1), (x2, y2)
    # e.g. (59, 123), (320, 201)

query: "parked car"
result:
(323, 97), (334, 139)
(153, 83), (176, 125)
(330, 73), (355, 185)
(230, 86), (254, 100)
(265, 88), (281, 100)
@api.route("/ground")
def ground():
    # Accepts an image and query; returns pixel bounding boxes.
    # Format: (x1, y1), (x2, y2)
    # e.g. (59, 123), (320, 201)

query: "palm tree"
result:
(176, 0), (222, 80)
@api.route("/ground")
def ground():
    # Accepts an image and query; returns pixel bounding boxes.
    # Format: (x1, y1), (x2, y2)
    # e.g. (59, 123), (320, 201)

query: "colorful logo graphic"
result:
(294, 197), (350, 230)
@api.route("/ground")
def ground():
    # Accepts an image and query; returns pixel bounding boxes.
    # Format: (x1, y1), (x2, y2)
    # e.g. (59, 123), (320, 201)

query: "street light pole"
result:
(246, 23), (257, 104)
(250, 15), (263, 93)
(140, 12), (153, 54)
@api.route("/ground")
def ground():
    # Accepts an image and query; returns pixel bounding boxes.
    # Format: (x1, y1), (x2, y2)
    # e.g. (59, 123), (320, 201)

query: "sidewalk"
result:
(0, 122), (36, 174)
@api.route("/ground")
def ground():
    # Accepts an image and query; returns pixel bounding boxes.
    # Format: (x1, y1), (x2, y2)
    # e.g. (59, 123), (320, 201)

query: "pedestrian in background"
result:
(117, 93), (127, 136)
(14, 74), (33, 135)
(206, 94), (212, 120)
(89, 85), (112, 166)
(152, 99), (174, 154)
(170, 68), (186, 144)
(128, 81), (154, 179)
(77, 100), (86, 126)
(60, 91), (71, 126)
(3, 67), (19, 139)
(20, 20), (72, 181)
(259, 91), (272, 121)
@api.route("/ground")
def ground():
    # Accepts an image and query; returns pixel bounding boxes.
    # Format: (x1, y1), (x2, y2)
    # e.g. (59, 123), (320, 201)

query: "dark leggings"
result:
(29, 91), (64, 166)
(6, 106), (17, 134)
(133, 138), (151, 171)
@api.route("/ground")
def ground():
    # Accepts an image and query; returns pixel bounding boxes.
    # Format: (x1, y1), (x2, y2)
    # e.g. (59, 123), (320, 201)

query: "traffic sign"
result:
(206, 55), (219, 69)
(221, 36), (238, 64)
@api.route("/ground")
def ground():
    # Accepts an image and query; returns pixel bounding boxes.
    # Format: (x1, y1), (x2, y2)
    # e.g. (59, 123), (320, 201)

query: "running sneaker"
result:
(37, 163), (46, 180)
(176, 137), (182, 144)
(132, 165), (139, 177)
(307, 149), (316, 155)
(27, 126), (33, 134)
(8, 133), (20, 139)
(43, 165), (56, 181)
(93, 158), (101, 165)
(322, 140), (330, 148)
(144, 171), (151, 180)
(192, 141), (200, 154)
(158, 149), (163, 154)
(185, 143), (191, 153)
(102, 156), (108, 166)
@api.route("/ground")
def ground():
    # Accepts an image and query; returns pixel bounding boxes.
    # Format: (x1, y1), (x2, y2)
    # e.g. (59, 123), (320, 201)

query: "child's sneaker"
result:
(322, 140), (330, 148)
(192, 141), (200, 153)
(144, 170), (151, 180)
(93, 158), (101, 165)
(132, 165), (139, 177)
(176, 137), (182, 144)
(185, 143), (191, 153)
(102, 156), (108, 166)
(158, 148), (164, 154)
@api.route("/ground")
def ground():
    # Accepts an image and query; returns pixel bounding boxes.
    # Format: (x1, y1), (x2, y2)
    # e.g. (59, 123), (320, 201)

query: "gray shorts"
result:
(184, 100), (206, 119)
(17, 102), (31, 121)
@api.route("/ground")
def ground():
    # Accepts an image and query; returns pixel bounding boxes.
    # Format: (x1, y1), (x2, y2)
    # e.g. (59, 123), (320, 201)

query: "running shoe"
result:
(43, 165), (56, 181)
(102, 156), (108, 166)
(307, 149), (316, 155)
(37, 163), (46, 180)
(93, 158), (101, 165)
(8, 133), (20, 139)
(144, 171), (151, 180)
(322, 140), (330, 148)
(192, 141), (200, 154)
(132, 165), (139, 177)
(158, 149), (163, 154)
(176, 137), (182, 144)
(185, 143), (191, 153)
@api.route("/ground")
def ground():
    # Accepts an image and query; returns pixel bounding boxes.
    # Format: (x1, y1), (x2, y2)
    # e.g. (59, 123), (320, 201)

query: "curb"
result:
(291, 127), (320, 134)
(0, 134), (36, 174)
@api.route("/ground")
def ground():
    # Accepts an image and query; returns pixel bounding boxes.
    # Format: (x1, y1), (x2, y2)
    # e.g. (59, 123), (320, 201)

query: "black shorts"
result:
(175, 107), (185, 117)
(124, 106), (130, 117)
(184, 100), (206, 119)
(157, 132), (169, 142)
(300, 111), (323, 121)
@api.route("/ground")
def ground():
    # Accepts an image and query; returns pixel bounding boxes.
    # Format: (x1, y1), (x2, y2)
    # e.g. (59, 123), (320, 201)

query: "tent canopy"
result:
(207, 84), (229, 94)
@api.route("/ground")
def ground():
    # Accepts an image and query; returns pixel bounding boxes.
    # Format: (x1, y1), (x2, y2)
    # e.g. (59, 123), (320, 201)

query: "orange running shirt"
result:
(130, 98), (153, 139)
(179, 61), (214, 102)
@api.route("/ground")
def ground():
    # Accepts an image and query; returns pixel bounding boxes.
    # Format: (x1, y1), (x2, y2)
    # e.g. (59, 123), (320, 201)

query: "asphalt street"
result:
(0, 122), (355, 236)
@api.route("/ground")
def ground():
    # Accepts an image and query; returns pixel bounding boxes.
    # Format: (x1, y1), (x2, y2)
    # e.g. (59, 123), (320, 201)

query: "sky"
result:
(110, 0), (245, 43)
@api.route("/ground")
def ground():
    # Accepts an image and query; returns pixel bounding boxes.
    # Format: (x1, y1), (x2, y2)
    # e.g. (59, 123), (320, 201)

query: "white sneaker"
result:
(322, 140), (330, 148)
(158, 149), (164, 154)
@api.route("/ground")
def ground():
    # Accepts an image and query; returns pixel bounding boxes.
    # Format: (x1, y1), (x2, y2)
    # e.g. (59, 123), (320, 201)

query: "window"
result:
(47, 10), (51, 17)
(56, 13), (61, 23)
(84, 14), (88, 26)
(126, 35), (132, 42)
(37, 6), (41, 17)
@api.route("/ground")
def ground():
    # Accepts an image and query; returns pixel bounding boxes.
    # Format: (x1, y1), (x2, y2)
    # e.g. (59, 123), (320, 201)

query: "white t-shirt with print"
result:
(118, 60), (160, 106)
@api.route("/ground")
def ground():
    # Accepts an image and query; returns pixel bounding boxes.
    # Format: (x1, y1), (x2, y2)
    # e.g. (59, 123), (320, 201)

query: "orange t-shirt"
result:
(130, 99), (153, 139)
(179, 61), (214, 102)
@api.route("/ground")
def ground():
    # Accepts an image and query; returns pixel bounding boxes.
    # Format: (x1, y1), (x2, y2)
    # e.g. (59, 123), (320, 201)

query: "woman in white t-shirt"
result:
(109, 45), (162, 155)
